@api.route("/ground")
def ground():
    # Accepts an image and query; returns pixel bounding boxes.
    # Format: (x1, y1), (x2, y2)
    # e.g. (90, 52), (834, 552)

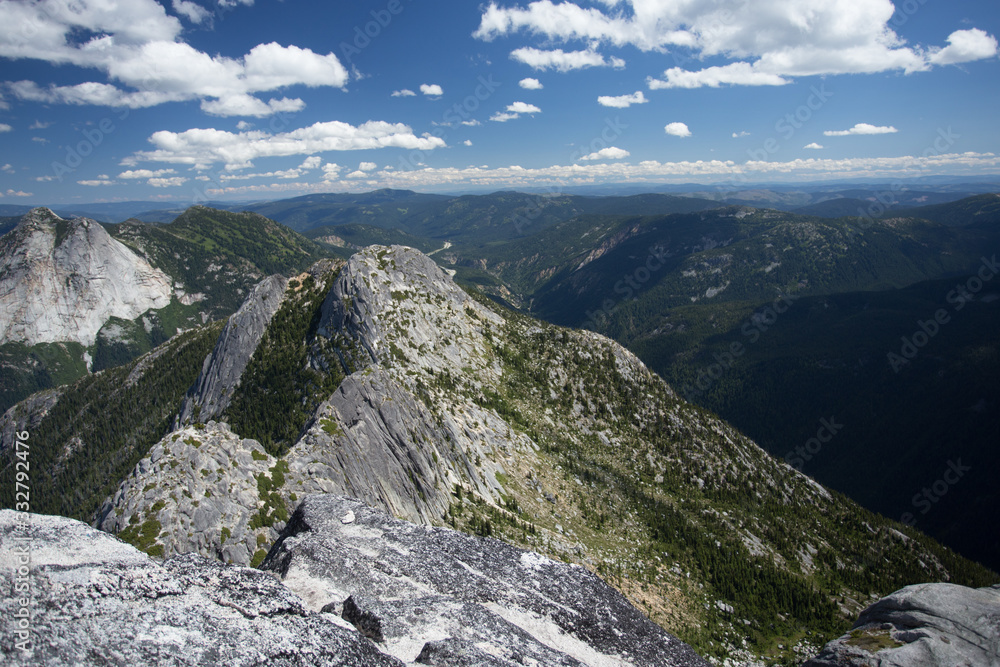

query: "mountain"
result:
(0, 500), (711, 667)
(3, 245), (994, 665)
(899, 192), (1000, 228)
(0, 206), (332, 414)
(429, 196), (1000, 570)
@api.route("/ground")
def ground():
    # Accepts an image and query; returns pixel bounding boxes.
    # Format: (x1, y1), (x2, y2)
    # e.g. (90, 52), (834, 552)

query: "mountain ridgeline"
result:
(0, 206), (333, 414)
(2, 243), (996, 666)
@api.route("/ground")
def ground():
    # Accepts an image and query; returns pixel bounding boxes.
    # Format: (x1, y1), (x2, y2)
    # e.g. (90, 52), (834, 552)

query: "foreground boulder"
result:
(261, 494), (711, 667)
(803, 582), (1000, 666)
(0, 509), (402, 666)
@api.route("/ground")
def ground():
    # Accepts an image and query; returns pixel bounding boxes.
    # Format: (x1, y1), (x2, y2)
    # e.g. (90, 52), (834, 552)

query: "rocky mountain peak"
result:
(0, 207), (173, 348)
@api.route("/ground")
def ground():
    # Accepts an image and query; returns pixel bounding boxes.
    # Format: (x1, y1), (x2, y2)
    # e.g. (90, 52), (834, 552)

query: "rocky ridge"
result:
(804, 582), (1000, 666)
(0, 208), (172, 347)
(263, 494), (710, 666)
(64, 245), (1000, 662)
(176, 273), (289, 425)
(0, 509), (403, 666)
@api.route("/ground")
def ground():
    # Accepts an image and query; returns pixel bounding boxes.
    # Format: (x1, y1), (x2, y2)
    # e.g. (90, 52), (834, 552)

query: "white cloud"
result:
(148, 176), (188, 187)
(392, 89), (417, 97)
(463, 140), (473, 146)
(236, 121), (253, 131)
(579, 146), (630, 161)
(29, 120), (53, 130)
(649, 63), (790, 89)
(507, 101), (541, 114)
(201, 96), (304, 118)
(664, 122), (691, 138)
(322, 163), (342, 180)
(732, 131), (750, 138)
(119, 169), (178, 179)
(78, 179), (116, 186)
(358, 161), (377, 172)
(519, 77), (543, 90)
(420, 84), (444, 96)
(0, 124), (11, 133)
(300, 156), (321, 170)
(0, 2), (348, 116)
(461, 119), (481, 127)
(597, 91), (647, 108)
(31, 137), (49, 144)
(804, 142), (824, 150)
(126, 120), (446, 169)
(824, 123), (898, 137)
(1, 164), (13, 173)
(510, 47), (622, 72)
(490, 111), (520, 123)
(5, 189), (32, 197)
(929, 29), (999, 66)
(172, 0), (210, 24)
(476, 0), (998, 88)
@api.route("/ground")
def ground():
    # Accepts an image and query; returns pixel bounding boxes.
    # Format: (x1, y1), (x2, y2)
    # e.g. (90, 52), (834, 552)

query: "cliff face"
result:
(175, 273), (289, 426)
(0, 208), (173, 347)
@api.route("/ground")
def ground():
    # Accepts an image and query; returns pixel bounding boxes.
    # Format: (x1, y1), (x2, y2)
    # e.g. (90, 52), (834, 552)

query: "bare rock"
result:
(261, 494), (711, 667)
(803, 582), (1000, 666)
(0, 509), (403, 666)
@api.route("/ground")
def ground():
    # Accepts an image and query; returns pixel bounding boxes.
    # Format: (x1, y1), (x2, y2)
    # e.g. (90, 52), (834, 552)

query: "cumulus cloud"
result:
(172, 0), (211, 24)
(1, 164), (13, 173)
(0, 1), (348, 116)
(5, 189), (32, 197)
(0, 124), (11, 133)
(519, 77), (543, 89)
(475, 0), (998, 88)
(148, 176), (188, 187)
(201, 95), (304, 118)
(119, 169), (178, 179)
(490, 111), (520, 123)
(507, 101), (541, 114)
(490, 102), (540, 122)
(578, 146), (630, 161)
(78, 178), (116, 186)
(125, 120), (446, 170)
(29, 120), (52, 130)
(824, 123), (898, 136)
(597, 91), (647, 108)
(804, 142), (824, 150)
(391, 89), (417, 97)
(358, 161), (377, 172)
(510, 47), (623, 72)
(928, 29), (999, 65)
(664, 122), (691, 138)
(420, 84), (444, 96)
(463, 140), (473, 146)
(732, 131), (750, 138)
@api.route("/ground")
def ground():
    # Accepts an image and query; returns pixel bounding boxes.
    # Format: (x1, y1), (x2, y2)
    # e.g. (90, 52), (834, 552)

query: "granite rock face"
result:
(176, 273), (289, 425)
(0, 208), (172, 347)
(0, 509), (404, 666)
(803, 582), (1000, 667)
(262, 494), (711, 667)
(96, 422), (286, 566)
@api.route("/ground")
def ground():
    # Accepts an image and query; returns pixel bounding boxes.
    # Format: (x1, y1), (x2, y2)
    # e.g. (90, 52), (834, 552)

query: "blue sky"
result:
(1, 0), (998, 205)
